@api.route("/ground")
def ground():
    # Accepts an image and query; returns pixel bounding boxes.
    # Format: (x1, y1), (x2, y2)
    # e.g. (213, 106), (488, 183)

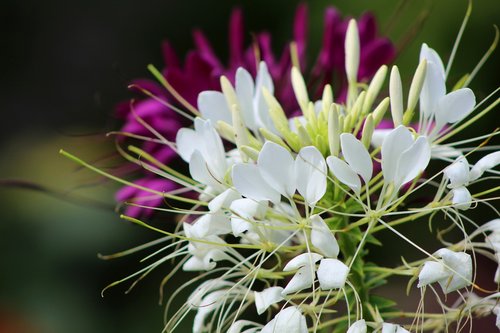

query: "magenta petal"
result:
(357, 13), (377, 44)
(359, 39), (396, 79)
(293, 3), (309, 58)
(161, 41), (180, 68)
(193, 29), (223, 70)
(229, 8), (244, 66)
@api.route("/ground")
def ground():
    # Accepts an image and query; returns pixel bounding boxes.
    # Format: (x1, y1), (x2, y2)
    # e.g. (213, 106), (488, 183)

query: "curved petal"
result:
(417, 261), (448, 287)
(235, 68), (257, 130)
(434, 88), (475, 132)
(469, 151), (500, 181)
(190, 150), (222, 189)
(420, 61), (446, 119)
(283, 252), (323, 271)
(327, 156), (361, 194)
(281, 266), (314, 295)
(254, 287), (283, 315)
(198, 90), (232, 125)
(340, 133), (373, 183)
(347, 319), (367, 333)
(258, 141), (296, 197)
(436, 248), (472, 293)
(395, 136), (431, 187)
(261, 307), (308, 333)
(310, 215), (339, 258)
(208, 188), (241, 212)
(295, 146), (327, 206)
(232, 164), (281, 203)
(451, 186), (472, 210)
(176, 128), (198, 162)
(317, 258), (349, 290)
(381, 126), (413, 184)
(443, 156), (470, 189)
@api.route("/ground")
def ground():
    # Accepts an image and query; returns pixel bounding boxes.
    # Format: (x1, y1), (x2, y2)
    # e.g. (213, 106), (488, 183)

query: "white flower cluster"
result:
(86, 18), (500, 333)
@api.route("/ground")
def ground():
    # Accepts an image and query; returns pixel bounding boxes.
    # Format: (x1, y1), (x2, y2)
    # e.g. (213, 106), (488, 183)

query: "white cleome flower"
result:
(418, 248), (472, 293)
(176, 117), (229, 194)
(347, 319), (367, 333)
(327, 133), (373, 195)
(418, 43), (476, 141)
(198, 61), (276, 133)
(381, 125), (431, 190)
(254, 287), (284, 315)
(261, 306), (308, 333)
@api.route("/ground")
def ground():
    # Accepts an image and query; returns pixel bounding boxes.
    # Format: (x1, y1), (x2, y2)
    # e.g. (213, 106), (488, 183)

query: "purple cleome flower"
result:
(116, 4), (395, 217)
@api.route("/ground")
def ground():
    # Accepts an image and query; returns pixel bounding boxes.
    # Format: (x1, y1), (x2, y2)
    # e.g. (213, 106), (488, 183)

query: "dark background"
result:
(0, 0), (498, 332)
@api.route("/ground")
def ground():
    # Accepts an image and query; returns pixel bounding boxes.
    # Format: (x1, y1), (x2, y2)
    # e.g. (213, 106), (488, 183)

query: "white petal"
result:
(326, 156), (362, 195)
(436, 248), (472, 293)
(230, 198), (267, 220)
(261, 307), (308, 333)
(382, 323), (410, 333)
(193, 290), (226, 333)
(310, 215), (339, 258)
(176, 128), (198, 162)
(254, 287), (284, 315)
(443, 156), (470, 189)
(196, 118), (227, 181)
(419, 44), (446, 118)
(254, 62), (277, 133)
(231, 218), (251, 237)
(227, 320), (259, 333)
(295, 146), (327, 206)
(283, 252), (323, 271)
(395, 136), (431, 187)
(340, 133), (373, 183)
(420, 44), (445, 79)
(190, 150), (222, 189)
(418, 261), (448, 288)
(381, 323), (397, 333)
(208, 188), (241, 212)
(469, 151), (500, 181)
(281, 266), (314, 295)
(235, 68), (257, 130)
(371, 129), (392, 148)
(230, 198), (267, 237)
(258, 141), (296, 197)
(198, 90), (232, 125)
(232, 164), (281, 203)
(317, 259), (349, 290)
(381, 126), (413, 184)
(434, 88), (475, 133)
(347, 319), (367, 333)
(451, 186), (472, 210)
(191, 213), (231, 238)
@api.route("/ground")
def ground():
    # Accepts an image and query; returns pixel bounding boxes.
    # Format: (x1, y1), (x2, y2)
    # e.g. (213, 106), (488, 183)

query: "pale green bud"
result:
(361, 114), (374, 149)
(220, 76), (239, 110)
(372, 97), (390, 127)
(362, 65), (388, 115)
(389, 66), (404, 127)
(328, 104), (340, 156)
(403, 59), (427, 125)
(291, 66), (310, 114)
(345, 19), (360, 84)
(240, 145), (260, 161)
(259, 128), (291, 152)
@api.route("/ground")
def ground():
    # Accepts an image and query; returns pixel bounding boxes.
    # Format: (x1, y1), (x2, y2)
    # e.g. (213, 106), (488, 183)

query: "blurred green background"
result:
(0, 0), (498, 332)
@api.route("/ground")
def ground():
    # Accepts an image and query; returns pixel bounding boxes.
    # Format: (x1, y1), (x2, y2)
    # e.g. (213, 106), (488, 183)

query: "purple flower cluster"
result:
(116, 4), (395, 217)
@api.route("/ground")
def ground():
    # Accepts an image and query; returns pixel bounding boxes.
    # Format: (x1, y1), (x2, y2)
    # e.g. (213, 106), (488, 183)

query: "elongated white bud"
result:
(404, 59), (427, 125)
(328, 104), (340, 156)
(345, 19), (360, 84)
(389, 66), (404, 127)
(291, 67), (310, 114)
